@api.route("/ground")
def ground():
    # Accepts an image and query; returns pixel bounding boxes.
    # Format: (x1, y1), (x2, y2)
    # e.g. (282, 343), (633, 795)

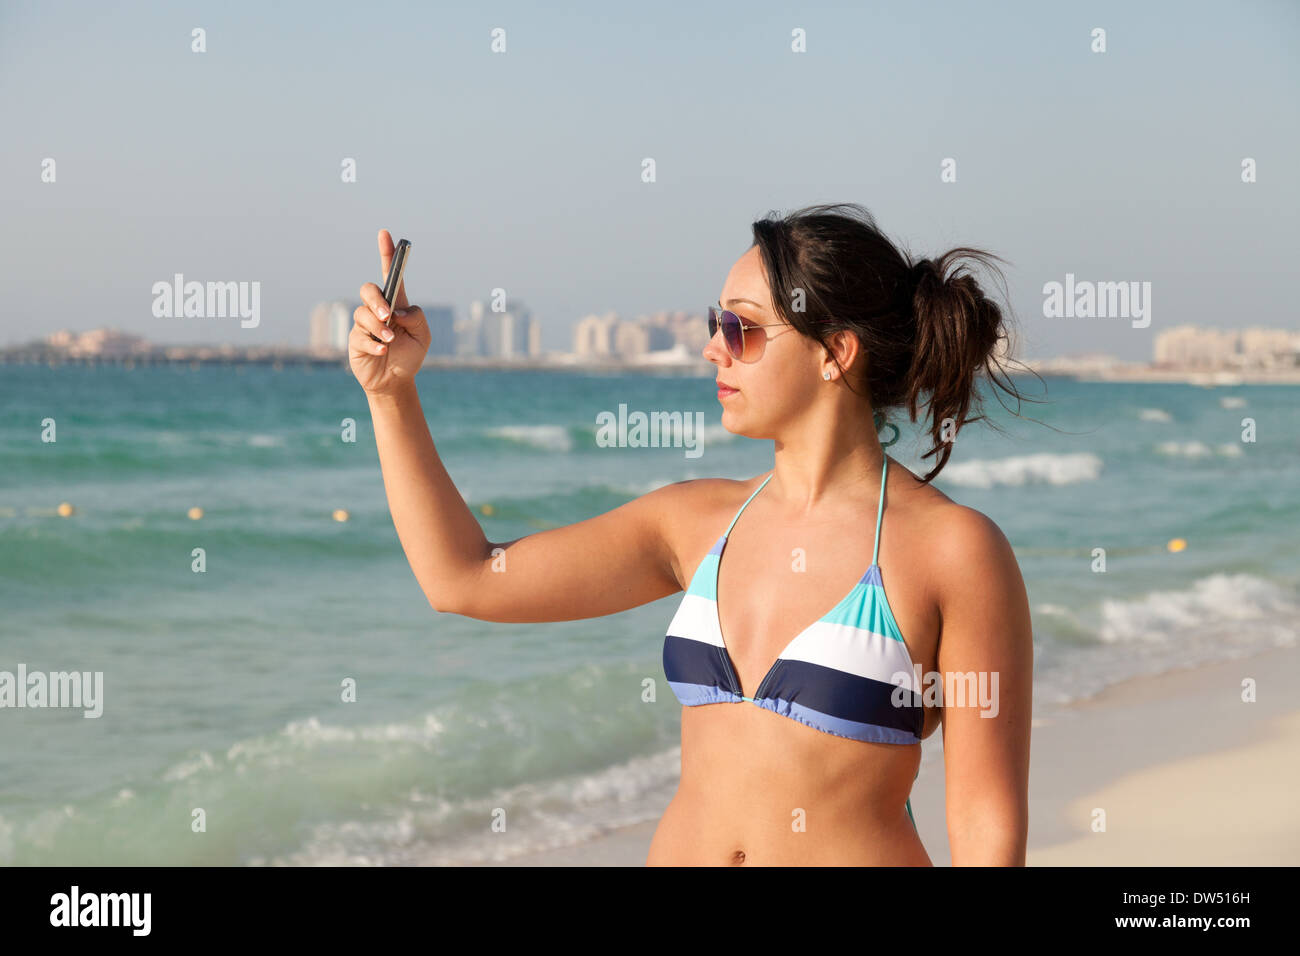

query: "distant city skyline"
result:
(26, 319), (1299, 378)
(2, 1), (1296, 360)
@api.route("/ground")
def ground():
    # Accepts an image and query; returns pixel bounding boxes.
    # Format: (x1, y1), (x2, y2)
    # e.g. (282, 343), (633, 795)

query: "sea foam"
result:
(939, 452), (1104, 489)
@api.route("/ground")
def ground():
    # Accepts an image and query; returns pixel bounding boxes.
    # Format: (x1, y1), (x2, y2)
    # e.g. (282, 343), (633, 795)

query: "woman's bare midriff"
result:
(646, 699), (934, 866)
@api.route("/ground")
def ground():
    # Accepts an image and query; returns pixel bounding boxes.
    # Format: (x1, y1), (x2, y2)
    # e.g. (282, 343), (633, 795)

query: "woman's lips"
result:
(717, 383), (739, 399)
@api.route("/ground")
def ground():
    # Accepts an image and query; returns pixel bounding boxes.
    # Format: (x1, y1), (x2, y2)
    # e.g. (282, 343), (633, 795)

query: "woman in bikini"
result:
(349, 203), (1034, 866)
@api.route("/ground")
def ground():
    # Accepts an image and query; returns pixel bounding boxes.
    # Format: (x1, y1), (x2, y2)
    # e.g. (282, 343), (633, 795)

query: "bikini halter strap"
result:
(872, 455), (888, 566)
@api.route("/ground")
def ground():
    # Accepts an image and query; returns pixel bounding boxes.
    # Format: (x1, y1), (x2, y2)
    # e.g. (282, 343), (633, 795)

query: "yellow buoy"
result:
(1167, 538), (1187, 553)
(480, 503), (494, 516)
(57, 502), (75, 517)
(188, 506), (204, 520)
(332, 509), (349, 522)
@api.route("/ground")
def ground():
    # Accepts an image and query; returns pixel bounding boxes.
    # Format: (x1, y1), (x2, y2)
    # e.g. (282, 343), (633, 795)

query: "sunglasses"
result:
(708, 305), (791, 361)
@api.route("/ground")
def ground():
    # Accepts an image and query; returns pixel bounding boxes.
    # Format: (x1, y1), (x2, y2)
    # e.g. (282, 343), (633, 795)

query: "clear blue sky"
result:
(1, 0), (1295, 359)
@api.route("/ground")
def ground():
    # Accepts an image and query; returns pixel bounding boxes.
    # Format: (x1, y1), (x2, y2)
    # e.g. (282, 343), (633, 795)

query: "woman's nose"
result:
(702, 325), (730, 364)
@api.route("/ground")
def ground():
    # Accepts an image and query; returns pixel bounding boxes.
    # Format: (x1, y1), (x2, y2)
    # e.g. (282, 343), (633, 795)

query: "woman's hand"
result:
(349, 229), (431, 396)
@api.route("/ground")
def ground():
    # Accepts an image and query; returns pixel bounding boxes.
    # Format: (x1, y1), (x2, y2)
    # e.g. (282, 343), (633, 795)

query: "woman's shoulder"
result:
(891, 468), (1032, 670)
(654, 474), (772, 549)
(636, 474), (766, 586)
(654, 472), (768, 511)
(889, 458), (1020, 578)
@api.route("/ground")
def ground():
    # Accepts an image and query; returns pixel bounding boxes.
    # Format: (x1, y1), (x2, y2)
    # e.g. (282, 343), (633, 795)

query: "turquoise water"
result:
(1, 364), (1296, 864)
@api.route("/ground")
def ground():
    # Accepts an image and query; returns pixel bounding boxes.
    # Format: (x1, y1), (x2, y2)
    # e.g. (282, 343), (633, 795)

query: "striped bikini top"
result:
(663, 455), (924, 746)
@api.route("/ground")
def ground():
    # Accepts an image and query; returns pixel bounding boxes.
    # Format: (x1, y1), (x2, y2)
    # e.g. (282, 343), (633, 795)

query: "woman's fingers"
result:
(377, 229), (410, 310)
(358, 281), (391, 321)
(356, 284), (397, 337)
(353, 300), (393, 345)
(350, 321), (388, 356)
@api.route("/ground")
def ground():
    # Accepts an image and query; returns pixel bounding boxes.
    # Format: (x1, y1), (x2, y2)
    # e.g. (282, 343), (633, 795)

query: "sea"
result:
(1, 363), (1296, 865)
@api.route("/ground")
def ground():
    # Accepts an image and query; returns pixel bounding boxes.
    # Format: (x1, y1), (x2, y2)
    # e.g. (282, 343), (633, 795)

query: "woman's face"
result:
(706, 245), (822, 436)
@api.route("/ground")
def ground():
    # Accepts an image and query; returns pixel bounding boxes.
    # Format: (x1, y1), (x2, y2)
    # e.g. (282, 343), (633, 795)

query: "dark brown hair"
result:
(750, 202), (1038, 483)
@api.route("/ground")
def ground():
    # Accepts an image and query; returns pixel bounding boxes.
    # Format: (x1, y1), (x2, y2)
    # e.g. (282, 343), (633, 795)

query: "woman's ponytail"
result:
(905, 249), (1012, 482)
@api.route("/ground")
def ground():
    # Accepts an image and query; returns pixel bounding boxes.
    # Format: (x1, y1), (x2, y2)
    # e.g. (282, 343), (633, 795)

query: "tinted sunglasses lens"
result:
(710, 308), (744, 358)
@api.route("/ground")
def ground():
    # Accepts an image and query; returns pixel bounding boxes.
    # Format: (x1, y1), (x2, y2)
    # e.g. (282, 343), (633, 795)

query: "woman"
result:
(350, 203), (1034, 866)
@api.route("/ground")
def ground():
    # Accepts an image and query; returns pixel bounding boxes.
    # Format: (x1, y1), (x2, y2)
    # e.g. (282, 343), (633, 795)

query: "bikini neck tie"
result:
(874, 410), (899, 447)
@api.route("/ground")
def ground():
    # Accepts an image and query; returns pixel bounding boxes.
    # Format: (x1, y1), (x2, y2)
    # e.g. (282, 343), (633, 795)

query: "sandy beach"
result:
(478, 645), (1300, 866)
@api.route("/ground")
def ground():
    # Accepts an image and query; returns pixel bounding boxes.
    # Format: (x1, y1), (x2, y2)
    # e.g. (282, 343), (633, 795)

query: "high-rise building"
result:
(482, 308), (515, 357)
(613, 321), (649, 357)
(668, 310), (711, 353)
(527, 316), (542, 357)
(424, 305), (456, 356)
(573, 312), (620, 356)
(470, 299), (538, 358)
(573, 311), (687, 359)
(1154, 325), (1300, 369)
(309, 300), (353, 351)
(456, 301), (486, 357)
(309, 302), (331, 350)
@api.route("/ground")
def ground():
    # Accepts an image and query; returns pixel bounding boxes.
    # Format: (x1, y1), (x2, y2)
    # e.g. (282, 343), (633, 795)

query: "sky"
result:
(0, 0), (1296, 360)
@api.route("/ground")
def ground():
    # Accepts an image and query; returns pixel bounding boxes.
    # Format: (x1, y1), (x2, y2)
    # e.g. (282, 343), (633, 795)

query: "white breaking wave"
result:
(484, 424), (573, 452)
(159, 713), (452, 784)
(612, 477), (693, 497)
(161, 750), (217, 782)
(1035, 603), (1074, 618)
(1033, 573), (1300, 707)
(1098, 573), (1300, 645)
(1219, 396), (1247, 409)
(254, 746), (684, 866)
(1155, 441), (1242, 458)
(939, 452), (1104, 489)
(695, 423), (738, 445)
(1138, 408), (1172, 422)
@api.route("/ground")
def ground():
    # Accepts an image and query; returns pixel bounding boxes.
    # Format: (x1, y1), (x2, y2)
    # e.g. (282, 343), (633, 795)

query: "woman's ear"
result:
(827, 330), (861, 374)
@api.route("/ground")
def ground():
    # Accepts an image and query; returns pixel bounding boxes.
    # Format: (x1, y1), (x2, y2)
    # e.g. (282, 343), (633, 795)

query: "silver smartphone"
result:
(380, 238), (411, 328)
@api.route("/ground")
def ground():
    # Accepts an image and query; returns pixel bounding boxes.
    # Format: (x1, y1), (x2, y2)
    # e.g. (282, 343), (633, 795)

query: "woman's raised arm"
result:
(365, 383), (683, 621)
(353, 229), (683, 622)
